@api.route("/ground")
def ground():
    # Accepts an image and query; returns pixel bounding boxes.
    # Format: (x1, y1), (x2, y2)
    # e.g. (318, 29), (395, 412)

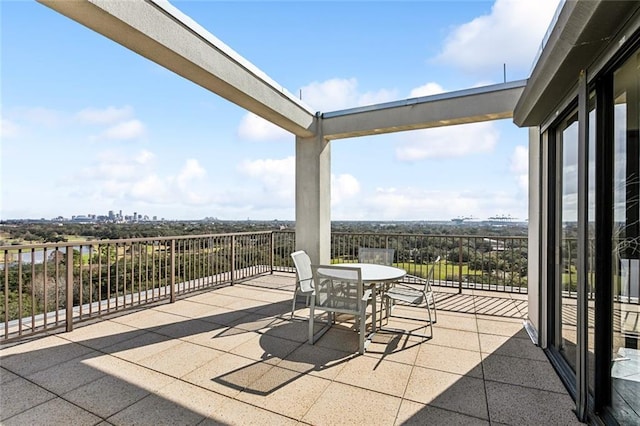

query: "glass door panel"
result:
(559, 114), (579, 373)
(555, 101), (596, 382)
(611, 49), (640, 425)
(587, 102), (596, 395)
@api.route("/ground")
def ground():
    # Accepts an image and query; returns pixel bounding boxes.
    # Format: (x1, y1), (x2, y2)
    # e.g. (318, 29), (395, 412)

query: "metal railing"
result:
(330, 232), (529, 293)
(1, 231), (274, 341)
(4, 228), (636, 343)
(273, 231), (529, 293)
(2, 229), (531, 341)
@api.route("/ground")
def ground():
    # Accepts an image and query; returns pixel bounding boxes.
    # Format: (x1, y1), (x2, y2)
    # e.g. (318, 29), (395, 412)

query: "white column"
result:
(295, 129), (331, 265)
(527, 126), (541, 344)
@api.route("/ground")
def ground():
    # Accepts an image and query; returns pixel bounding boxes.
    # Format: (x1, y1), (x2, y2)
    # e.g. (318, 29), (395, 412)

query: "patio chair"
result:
(290, 250), (315, 319)
(309, 265), (374, 354)
(358, 247), (395, 265)
(381, 256), (440, 338)
(358, 247), (396, 322)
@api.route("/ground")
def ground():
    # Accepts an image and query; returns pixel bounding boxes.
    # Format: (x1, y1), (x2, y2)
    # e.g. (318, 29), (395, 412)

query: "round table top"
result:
(332, 263), (406, 282)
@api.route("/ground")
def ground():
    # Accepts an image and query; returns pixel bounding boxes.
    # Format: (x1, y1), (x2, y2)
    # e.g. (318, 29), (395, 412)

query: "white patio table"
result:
(331, 263), (406, 332)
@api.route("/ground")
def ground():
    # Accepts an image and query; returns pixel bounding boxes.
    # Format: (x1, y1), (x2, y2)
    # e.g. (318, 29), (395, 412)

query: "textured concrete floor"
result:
(0, 272), (582, 425)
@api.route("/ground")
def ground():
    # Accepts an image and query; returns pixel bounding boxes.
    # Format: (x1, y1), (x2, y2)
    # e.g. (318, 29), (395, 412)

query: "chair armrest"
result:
(298, 277), (315, 293)
(386, 282), (423, 291)
(403, 274), (428, 283)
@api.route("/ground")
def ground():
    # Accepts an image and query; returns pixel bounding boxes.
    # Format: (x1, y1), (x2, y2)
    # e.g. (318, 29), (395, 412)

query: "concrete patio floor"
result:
(0, 272), (582, 425)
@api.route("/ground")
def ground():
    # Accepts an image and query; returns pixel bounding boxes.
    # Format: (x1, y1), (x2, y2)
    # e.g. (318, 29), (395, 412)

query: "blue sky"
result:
(1, 0), (560, 221)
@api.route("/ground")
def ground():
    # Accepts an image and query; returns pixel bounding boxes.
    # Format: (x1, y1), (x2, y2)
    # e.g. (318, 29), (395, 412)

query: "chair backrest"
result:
(423, 256), (441, 292)
(291, 250), (313, 292)
(358, 247), (395, 265)
(311, 265), (364, 314)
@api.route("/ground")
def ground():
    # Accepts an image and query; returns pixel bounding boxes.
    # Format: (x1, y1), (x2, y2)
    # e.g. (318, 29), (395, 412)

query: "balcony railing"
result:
(2, 229), (529, 341)
(1, 232), (274, 341)
(328, 232), (528, 293)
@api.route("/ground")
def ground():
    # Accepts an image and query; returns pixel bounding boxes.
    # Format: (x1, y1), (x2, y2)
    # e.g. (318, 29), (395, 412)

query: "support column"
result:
(295, 129), (331, 265)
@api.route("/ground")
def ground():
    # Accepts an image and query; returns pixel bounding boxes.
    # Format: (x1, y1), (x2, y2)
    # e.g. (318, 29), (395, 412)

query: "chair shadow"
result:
(211, 320), (354, 396)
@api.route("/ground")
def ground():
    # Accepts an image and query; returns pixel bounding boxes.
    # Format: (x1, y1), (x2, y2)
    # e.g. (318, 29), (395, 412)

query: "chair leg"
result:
(371, 297), (377, 333)
(358, 306), (366, 355)
(292, 289), (313, 320)
(308, 304), (315, 344)
(426, 303), (433, 336)
(379, 297), (434, 339)
(291, 288), (298, 319)
(429, 293), (438, 323)
(309, 309), (333, 346)
(381, 295), (391, 327)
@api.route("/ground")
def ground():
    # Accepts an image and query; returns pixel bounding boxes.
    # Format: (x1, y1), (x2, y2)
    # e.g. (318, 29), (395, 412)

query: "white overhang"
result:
(514, 0), (640, 127)
(38, 0), (317, 138)
(321, 81), (526, 140)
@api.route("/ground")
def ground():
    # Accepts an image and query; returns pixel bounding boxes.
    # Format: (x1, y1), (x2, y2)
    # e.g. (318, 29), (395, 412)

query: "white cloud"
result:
(175, 159), (210, 204)
(2, 106), (146, 142)
(510, 145), (528, 194)
(177, 159), (206, 184)
(77, 150), (212, 206)
(367, 188), (478, 220)
(18, 107), (65, 127)
(128, 174), (169, 202)
(102, 119), (146, 140)
(75, 106), (134, 125)
(357, 89), (399, 108)
(395, 121), (499, 161)
(300, 78), (398, 112)
(510, 145), (528, 173)
(135, 149), (155, 165)
(235, 78), (397, 141)
(436, 0), (560, 76)
(81, 149), (151, 181)
(237, 113), (290, 141)
(238, 156), (295, 200)
(409, 82), (445, 98)
(301, 78), (358, 111)
(1, 117), (20, 138)
(75, 106), (147, 141)
(339, 186), (526, 221)
(332, 174), (360, 205)
(237, 156), (360, 207)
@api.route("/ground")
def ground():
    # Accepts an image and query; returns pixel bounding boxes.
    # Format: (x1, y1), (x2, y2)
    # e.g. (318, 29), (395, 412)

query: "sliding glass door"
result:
(556, 111), (580, 374)
(610, 48), (640, 426)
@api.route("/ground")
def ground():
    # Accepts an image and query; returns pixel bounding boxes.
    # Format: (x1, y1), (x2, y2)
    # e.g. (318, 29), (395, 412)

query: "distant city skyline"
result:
(4, 210), (525, 225)
(14, 209), (163, 223)
(2, 1), (561, 221)
(67, 209), (160, 223)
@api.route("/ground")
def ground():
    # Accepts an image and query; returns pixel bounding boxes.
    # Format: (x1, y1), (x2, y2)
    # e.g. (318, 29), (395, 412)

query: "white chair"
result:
(358, 247), (395, 265)
(382, 256), (440, 338)
(309, 265), (374, 354)
(290, 250), (314, 319)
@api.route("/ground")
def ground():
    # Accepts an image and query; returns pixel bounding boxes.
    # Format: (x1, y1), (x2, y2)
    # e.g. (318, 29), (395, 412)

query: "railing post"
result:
(65, 245), (74, 332)
(170, 239), (176, 303)
(231, 235), (236, 285)
(270, 232), (274, 274)
(4, 251), (9, 339)
(458, 238), (463, 294)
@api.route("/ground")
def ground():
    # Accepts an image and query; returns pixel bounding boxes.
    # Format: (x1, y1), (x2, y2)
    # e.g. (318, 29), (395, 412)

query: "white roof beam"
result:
(321, 81), (526, 140)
